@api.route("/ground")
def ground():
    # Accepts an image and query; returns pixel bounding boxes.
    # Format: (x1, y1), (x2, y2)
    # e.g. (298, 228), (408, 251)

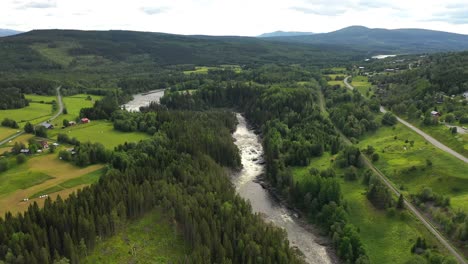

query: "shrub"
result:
(16, 154), (27, 164)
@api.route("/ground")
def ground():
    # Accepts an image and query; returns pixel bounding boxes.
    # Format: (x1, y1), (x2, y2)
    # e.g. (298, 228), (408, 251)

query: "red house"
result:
(81, 118), (90, 124)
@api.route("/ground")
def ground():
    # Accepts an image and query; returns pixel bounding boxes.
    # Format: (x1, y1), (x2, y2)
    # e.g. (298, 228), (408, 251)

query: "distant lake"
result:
(372, 54), (397, 59)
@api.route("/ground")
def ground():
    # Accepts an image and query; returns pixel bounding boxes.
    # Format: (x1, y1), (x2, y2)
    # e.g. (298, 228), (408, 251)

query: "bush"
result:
(0, 159), (8, 172)
(16, 154), (27, 164)
(371, 153), (379, 162)
(382, 112), (397, 126)
(1, 118), (19, 129)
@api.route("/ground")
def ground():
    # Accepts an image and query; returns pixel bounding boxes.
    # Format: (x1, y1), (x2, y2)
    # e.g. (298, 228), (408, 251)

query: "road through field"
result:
(344, 77), (467, 163)
(0, 86), (62, 146)
(343, 76), (467, 263)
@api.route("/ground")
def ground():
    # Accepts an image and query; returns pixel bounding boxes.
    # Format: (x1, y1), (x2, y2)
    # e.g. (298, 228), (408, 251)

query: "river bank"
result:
(231, 113), (338, 264)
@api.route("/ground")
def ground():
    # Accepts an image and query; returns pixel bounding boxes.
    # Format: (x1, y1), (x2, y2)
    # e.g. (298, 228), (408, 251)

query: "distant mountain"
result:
(0, 29), (23, 37)
(258, 31), (314, 38)
(0, 29), (364, 72)
(263, 26), (468, 54)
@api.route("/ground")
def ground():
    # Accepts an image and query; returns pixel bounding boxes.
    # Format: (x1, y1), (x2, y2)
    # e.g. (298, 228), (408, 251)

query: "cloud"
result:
(290, 5), (347, 16)
(140, 6), (169, 15)
(17, 0), (56, 9)
(357, 0), (403, 11)
(427, 8), (468, 25)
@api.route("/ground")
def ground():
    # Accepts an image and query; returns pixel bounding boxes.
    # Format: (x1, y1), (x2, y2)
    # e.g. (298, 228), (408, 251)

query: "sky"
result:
(1, 0), (468, 36)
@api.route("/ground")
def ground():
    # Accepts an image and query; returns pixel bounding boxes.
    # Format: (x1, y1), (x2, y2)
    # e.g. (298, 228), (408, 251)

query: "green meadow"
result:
(0, 101), (53, 126)
(84, 209), (189, 264)
(412, 123), (468, 158)
(53, 94), (103, 127)
(350, 76), (373, 97)
(357, 121), (468, 212)
(49, 121), (149, 149)
(0, 127), (18, 141)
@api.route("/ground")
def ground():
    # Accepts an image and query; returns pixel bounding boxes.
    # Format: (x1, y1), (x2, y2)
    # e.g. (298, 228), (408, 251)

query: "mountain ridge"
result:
(0, 29), (23, 37)
(263, 26), (468, 53)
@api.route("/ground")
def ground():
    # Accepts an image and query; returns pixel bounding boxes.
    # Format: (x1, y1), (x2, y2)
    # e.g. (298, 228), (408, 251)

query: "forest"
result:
(0, 110), (303, 264)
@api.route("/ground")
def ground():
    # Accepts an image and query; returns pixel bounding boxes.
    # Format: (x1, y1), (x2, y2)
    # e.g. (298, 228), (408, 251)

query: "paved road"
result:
(342, 77), (467, 263)
(0, 86), (62, 146)
(344, 76), (467, 164)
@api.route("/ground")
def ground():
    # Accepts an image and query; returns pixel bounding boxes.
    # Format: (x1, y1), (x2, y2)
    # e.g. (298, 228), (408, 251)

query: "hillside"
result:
(258, 31), (314, 38)
(264, 26), (468, 54)
(0, 29), (361, 73)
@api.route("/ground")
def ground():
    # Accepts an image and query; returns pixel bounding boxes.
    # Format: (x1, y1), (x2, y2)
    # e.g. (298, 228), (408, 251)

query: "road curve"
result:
(343, 77), (467, 263)
(0, 86), (62, 146)
(344, 76), (467, 163)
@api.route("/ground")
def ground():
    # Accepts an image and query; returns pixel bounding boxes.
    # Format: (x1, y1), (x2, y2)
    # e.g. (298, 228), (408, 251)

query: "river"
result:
(231, 114), (334, 264)
(125, 91), (334, 263)
(122, 89), (165, 112)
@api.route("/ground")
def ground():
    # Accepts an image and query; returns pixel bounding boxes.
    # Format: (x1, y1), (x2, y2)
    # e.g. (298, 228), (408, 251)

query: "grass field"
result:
(0, 127), (18, 141)
(0, 133), (34, 148)
(29, 167), (105, 198)
(0, 101), (53, 126)
(184, 65), (241, 75)
(85, 209), (189, 264)
(0, 152), (104, 215)
(49, 121), (149, 149)
(350, 76), (373, 97)
(53, 94), (103, 128)
(411, 123), (468, 158)
(292, 154), (449, 263)
(357, 122), (468, 212)
(26, 94), (56, 103)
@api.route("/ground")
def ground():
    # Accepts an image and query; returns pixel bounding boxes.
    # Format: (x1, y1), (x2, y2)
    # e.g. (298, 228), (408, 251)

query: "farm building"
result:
(81, 118), (90, 124)
(40, 122), (54, 129)
(431, 111), (441, 117)
(68, 121), (76, 126)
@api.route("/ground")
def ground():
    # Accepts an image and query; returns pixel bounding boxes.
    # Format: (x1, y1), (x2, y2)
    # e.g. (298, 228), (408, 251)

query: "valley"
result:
(0, 23), (467, 264)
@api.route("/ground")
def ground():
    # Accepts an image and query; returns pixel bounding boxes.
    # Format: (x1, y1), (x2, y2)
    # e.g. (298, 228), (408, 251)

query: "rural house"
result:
(81, 118), (90, 124)
(40, 122), (54, 129)
(431, 111), (441, 117)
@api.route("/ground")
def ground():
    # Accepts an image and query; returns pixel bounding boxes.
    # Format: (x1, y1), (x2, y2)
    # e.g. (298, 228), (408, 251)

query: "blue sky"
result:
(1, 0), (468, 35)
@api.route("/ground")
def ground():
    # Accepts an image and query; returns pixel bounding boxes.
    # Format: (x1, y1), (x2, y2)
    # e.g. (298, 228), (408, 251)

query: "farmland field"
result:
(49, 121), (149, 149)
(0, 127), (18, 141)
(0, 101), (53, 126)
(0, 152), (104, 215)
(85, 209), (189, 264)
(53, 94), (103, 127)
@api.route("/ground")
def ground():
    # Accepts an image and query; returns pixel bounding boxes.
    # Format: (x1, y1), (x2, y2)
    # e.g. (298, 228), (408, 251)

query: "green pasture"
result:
(29, 167), (105, 199)
(350, 75), (373, 97)
(49, 121), (149, 149)
(0, 102), (53, 127)
(358, 122), (468, 211)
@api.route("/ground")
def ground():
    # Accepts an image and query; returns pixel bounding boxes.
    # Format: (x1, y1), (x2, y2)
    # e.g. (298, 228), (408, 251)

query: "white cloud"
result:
(0, 0), (467, 35)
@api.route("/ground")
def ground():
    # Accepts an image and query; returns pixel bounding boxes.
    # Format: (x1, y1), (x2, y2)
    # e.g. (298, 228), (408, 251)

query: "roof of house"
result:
(40, 122), (53, 128)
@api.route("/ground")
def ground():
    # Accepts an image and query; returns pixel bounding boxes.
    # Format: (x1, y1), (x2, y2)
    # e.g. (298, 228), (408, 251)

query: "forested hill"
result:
(262, 26), (468, 54)
(0, 29), (362, 72)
